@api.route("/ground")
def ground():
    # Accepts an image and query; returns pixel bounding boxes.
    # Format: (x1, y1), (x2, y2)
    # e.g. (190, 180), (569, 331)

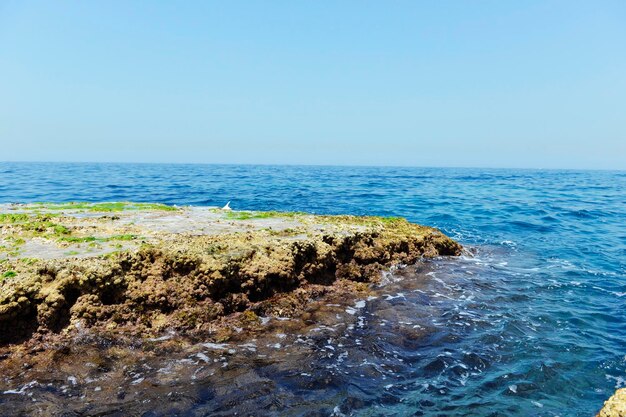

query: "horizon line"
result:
(0, 160), (624, 173)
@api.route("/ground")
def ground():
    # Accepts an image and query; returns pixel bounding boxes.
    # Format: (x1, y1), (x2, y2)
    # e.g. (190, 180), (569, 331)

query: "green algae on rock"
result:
(0, 203), (461, 348)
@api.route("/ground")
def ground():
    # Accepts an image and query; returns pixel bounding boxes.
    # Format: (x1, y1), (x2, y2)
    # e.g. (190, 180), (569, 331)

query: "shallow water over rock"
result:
(0, 260), (436, 416)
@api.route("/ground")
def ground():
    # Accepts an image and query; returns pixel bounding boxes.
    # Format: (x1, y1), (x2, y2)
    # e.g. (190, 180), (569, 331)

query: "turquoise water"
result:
(1, 162), (625, 416)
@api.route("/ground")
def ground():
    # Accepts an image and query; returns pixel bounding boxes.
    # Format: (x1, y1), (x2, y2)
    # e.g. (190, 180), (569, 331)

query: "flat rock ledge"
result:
(598, 389), (626, 417)
(0, 202), (461, 351)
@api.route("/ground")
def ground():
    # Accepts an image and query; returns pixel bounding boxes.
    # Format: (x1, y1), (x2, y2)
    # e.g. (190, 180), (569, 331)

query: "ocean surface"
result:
(1, 162), (625, 416)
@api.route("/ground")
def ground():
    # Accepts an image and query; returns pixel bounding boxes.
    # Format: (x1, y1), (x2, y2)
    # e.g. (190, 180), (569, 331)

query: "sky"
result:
(0, 1), (625, 169)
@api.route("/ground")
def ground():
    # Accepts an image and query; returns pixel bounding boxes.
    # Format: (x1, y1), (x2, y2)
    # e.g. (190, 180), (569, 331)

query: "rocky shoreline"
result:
(0, 203), (619, 416)
(0, 202), (461, 356)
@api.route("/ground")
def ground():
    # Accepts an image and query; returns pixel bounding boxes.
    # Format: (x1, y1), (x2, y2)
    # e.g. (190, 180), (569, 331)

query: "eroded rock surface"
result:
(0, 202), (461, 351)
(598, 389), (626, 417)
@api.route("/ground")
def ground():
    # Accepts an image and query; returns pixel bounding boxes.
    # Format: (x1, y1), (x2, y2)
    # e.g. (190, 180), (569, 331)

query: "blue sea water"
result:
(1, 162), (625, 416)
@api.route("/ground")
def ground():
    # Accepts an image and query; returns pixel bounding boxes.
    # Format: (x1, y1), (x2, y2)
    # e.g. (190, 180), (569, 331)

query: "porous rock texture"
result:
(0, 203), (461, 349)
(598, 389), (626, 417)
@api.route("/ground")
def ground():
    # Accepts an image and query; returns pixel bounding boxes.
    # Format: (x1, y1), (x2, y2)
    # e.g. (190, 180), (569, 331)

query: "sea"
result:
(0, 162), (624, 416)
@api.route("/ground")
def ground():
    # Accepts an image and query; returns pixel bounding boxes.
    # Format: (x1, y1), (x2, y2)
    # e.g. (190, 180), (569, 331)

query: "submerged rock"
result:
(0, 202), (461, 351)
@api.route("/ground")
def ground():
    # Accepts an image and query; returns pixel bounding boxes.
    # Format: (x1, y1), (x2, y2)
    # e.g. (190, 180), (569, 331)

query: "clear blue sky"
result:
(1, 1), (625, 169)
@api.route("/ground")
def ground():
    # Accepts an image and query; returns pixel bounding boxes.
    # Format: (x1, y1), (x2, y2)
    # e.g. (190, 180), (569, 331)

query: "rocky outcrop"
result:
(0, 203), (461, 349)
(598, 389), (626, 417)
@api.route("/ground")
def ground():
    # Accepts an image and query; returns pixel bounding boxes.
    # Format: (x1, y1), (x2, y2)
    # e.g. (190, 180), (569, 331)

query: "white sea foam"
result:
(3, 381), (38, 395)
(606, 374), (626, 388)
(384, 293), (405, 301)
(202, 342), (229, 350)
